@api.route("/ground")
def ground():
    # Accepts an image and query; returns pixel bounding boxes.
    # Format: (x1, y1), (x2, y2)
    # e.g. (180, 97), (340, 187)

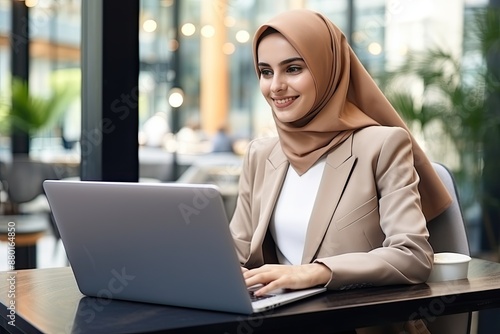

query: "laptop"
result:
(43, 180), (326, 314)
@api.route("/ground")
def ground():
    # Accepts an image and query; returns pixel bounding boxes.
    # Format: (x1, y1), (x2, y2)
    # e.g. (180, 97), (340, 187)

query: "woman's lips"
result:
(273, 96), (297, 109)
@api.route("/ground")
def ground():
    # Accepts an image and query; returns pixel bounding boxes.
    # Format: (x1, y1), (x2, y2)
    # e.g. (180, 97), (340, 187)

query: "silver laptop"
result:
(43, 180), (326, 314)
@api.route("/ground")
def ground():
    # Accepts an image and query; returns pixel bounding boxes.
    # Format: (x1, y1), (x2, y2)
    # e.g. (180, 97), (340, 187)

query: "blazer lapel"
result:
(302, 134), (357, 264)
(251, 142), (289, 253)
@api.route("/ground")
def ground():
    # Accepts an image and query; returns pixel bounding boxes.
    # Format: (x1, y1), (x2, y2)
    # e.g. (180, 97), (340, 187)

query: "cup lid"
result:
(433, 252), (471, 264)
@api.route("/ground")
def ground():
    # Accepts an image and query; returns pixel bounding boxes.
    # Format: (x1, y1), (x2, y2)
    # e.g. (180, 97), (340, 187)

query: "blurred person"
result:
(211, 126), (235, 153)
(229, 9), (452, 334)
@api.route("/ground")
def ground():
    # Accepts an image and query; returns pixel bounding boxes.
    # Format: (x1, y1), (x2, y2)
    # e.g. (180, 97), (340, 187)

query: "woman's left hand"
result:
(243, 263), (331, 296)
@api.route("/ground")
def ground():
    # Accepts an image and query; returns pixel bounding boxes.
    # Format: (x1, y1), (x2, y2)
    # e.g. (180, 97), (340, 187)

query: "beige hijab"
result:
(253, 9), (451, 221)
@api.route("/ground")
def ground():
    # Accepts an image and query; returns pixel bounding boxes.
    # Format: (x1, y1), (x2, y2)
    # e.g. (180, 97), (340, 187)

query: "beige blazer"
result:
(229, 126), (433, 333)
(230, 126), (433, 289)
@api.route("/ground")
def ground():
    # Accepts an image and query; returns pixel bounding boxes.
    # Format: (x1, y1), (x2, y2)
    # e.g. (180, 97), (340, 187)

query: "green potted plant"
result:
(379, 7), (500, 256)
(6, 74), (78, 155)
(381, 48), (487, 203)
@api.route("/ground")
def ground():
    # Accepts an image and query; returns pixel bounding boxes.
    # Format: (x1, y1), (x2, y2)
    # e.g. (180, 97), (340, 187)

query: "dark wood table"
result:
(1, 259), (500, 334)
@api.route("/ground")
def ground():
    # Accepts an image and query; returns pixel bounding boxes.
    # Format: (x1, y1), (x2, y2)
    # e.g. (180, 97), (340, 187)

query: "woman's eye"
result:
(287, 66), (302, 73)
(260, 69), (273, 77)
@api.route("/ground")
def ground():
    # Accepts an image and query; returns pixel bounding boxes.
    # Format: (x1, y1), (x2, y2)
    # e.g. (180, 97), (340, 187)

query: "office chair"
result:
(426, 162), (472, 334)
(0, 157), (59, 269)
(0, 160), (7, 211)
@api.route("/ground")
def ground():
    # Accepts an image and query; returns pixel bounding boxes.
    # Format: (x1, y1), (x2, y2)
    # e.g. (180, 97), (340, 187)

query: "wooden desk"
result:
(1, 259), (500, 333)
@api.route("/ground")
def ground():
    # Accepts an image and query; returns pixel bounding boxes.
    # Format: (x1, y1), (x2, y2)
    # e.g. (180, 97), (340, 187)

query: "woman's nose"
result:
(271, 75), (286, 93)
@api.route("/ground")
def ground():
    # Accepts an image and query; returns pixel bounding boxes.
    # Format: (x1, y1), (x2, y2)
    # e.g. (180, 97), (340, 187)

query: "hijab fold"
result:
(252, 9), (451, 221)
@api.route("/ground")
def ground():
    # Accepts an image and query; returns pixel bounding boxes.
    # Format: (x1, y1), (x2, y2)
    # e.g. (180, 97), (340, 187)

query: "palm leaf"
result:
(9, 77), (76, 133)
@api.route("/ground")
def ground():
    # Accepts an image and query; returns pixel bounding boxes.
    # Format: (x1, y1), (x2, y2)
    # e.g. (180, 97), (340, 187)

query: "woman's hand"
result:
(243, 263), (331, 296)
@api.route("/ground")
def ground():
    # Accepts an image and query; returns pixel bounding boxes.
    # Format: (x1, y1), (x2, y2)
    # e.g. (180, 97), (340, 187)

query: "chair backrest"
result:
(5, 158), (58, 205)
(0, 160), (7, 207)
(428, 163), (470, 255)
(0, 160), (7, 189)
(426, 162), (471, 334)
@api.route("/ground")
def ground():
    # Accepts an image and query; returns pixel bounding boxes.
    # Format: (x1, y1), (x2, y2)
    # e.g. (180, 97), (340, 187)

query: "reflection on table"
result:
(1, 259), (500, 333)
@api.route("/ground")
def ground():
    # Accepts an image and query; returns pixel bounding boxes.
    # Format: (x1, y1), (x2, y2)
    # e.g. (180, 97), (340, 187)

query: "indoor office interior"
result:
(0, 0), (499, 331)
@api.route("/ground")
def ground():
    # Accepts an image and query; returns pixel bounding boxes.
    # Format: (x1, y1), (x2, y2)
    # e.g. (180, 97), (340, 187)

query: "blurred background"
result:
(0, 1), (499, 329)
(0, 0), (500, 332)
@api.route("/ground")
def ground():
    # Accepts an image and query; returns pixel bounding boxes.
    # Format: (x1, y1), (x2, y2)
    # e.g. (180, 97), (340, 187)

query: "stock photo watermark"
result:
(11, 0), (65, 53)
(70, 267), (136, 334)
(80, 85), (139, 158)
(397, 279), (463, 334)
(178, 161), (240, 225)
(224, 308), (274, 334)
(178, 187), (220, 224)
(5, 221), (17, 327)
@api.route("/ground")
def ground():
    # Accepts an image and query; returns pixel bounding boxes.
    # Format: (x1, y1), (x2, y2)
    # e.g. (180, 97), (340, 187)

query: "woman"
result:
(230, 10), (451, 294)
(229, 9), (452, 333)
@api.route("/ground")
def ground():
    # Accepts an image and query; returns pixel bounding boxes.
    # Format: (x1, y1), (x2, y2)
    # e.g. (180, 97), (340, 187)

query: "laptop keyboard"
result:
(249, 290), (275, 302)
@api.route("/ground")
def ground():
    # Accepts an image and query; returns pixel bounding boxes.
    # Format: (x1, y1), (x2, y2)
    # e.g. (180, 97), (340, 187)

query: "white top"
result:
(270, 158), (326, 265)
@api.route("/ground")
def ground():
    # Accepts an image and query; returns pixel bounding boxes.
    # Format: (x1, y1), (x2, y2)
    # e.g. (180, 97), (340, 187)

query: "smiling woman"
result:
(228, 8), (454, 334)
(257, 30), (315, 123)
